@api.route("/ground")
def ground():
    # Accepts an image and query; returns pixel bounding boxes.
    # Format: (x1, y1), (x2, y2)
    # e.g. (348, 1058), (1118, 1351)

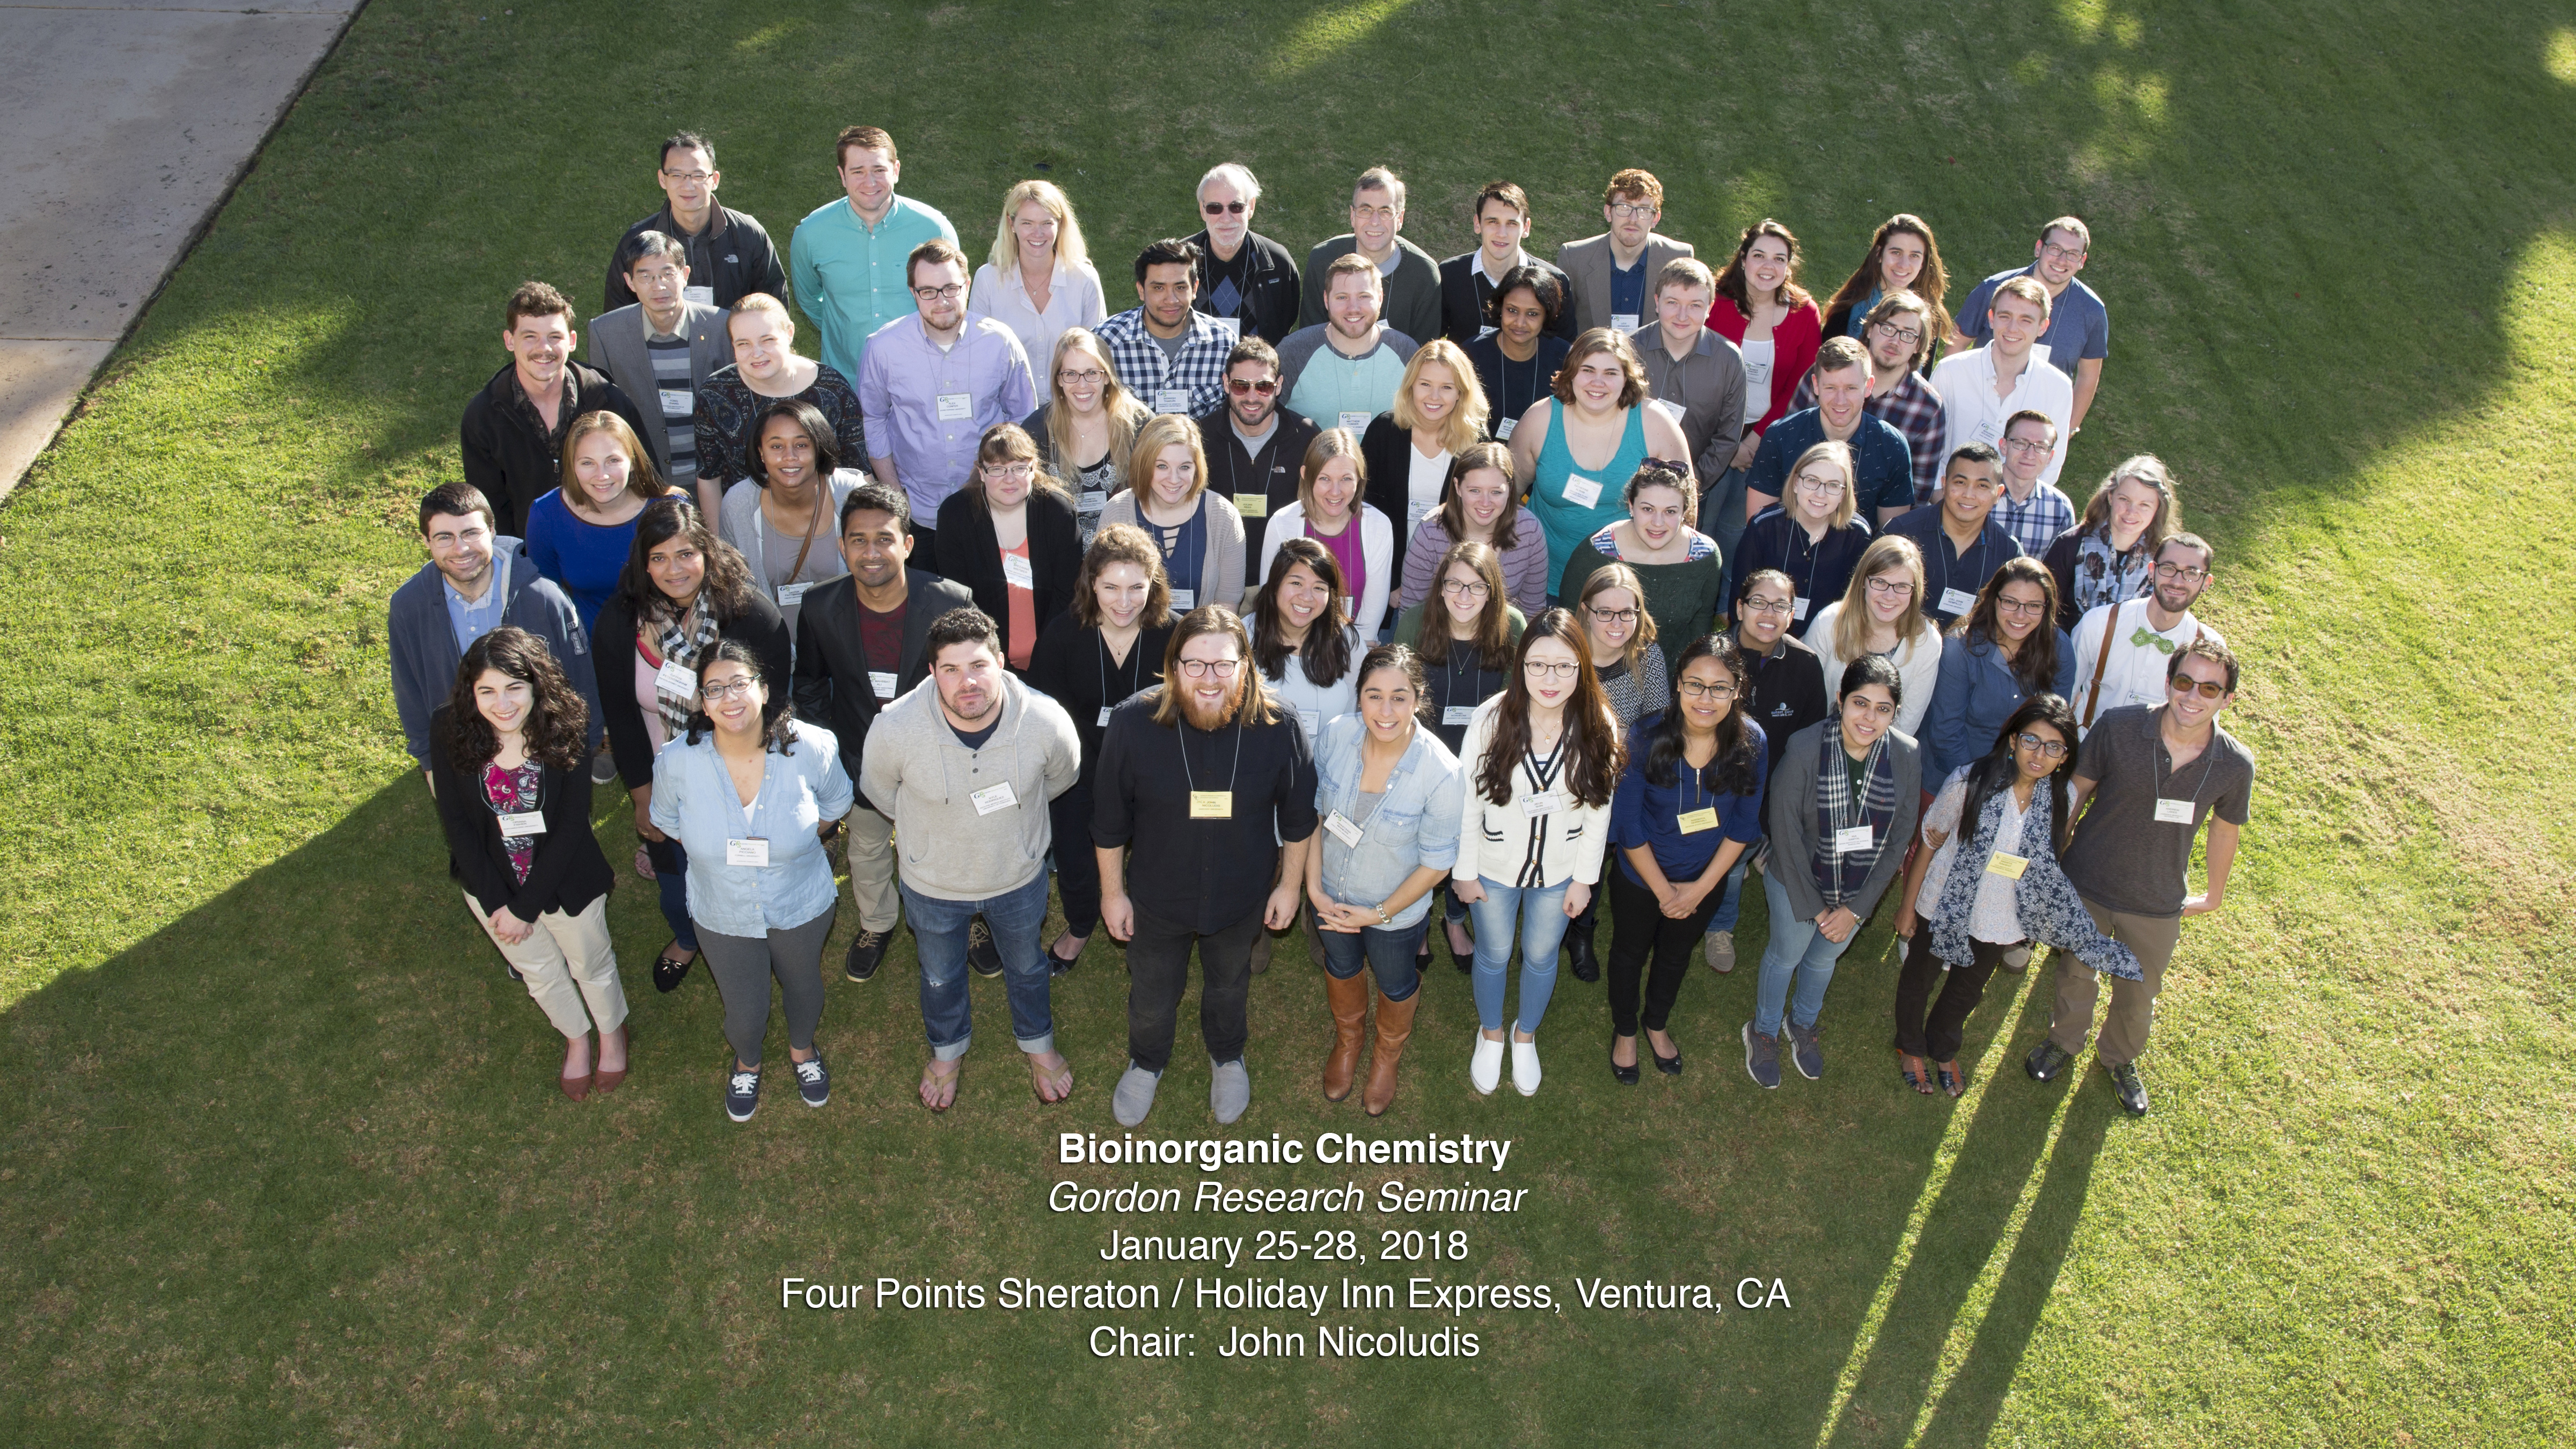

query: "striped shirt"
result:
(646, 330), (699, 488)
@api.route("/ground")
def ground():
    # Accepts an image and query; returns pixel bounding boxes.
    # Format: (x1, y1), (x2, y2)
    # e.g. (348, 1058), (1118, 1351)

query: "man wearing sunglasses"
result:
(1186, 162), (1301, 345)
(1956, 216), (2109, 432)
(1197, 339), (1318, 593)
(2030, 636), (2253, 1116)
(2068, 533), (2224, 734)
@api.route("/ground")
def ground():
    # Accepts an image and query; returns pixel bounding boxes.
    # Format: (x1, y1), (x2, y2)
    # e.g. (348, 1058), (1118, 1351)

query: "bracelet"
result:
(1375, 903), (1393, 926)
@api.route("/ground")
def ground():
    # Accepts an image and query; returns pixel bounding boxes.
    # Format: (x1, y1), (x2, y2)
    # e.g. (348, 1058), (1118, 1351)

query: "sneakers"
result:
(1510, 1038), (1542, 1097)
(2107, 1061), (2150, 1117)
(793, 1053), (831, 1108)
(1469, 1034), (1505, 1095)
(1113, 1062), (1163, 1126)
(725, 1065), (762, 1123)
(590, 747), (619, 786)
(1743, 1023), (1781, 1089)
(968, 918), (1003, 978)
(845, 928), (890, 983)
(1703, 929), (1736, 974)
(1999, 943), (2032, 972)
(1785, 1021), (1825, 1081)
(2024, 1040), (2073, 1082)
(1210, 1057), (1252, 1125)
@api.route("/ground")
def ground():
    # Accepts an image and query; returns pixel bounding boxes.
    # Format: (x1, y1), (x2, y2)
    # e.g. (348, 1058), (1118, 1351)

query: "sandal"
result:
(920, 1058), (961, 1113)
(1897, 1051), (1934, 1095)
(1027, 1051), (1074, 1103)
(652, 942), (695, 994)
(1936, 1062), (1966, 1098)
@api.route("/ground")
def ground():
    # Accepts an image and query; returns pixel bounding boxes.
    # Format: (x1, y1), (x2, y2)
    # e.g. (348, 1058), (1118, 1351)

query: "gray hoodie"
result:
(858, 670), (1080, 902)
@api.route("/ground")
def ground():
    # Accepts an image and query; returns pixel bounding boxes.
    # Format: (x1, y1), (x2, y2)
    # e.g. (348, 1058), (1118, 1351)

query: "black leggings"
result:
(1048, 775), (1101, 937)
(1892, 925), (2011, 1063)
(1605, 868), (1726, 1037)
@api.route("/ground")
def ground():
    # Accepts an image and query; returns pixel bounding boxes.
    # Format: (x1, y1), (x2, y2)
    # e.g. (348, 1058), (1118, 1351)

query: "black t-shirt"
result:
(1027, 614), (1175, 785)
(1092, 690), (1320, 933)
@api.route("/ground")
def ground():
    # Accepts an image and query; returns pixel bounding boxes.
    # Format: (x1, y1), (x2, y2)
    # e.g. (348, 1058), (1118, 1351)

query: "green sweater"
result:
(1559, 528), (1728, 676)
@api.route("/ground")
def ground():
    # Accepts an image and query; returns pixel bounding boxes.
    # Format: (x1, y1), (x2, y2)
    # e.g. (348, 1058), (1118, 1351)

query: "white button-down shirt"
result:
(1930, 345), (2076, 486)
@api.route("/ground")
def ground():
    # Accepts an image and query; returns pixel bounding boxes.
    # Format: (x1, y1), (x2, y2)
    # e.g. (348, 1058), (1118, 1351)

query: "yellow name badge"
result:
(1985, 851), (2030, 880)
(1676, 807), (1719, 835)
(1236, 492), (1270, 518)
(1190, 790), (1233, 819)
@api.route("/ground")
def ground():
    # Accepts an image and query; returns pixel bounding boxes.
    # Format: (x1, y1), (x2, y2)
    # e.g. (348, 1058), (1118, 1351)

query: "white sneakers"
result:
(1470, 1034), (1543, 1096)
(1511, 1040), (1542, 1096)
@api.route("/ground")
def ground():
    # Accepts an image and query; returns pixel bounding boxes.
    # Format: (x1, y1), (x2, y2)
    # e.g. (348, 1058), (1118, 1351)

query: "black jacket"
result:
(429, 705), (614, 921)
(603, 203), (787, 314)
(1188, 229), (1301, 344)
(1198, 408), (1319, 589)
(933, 488), (1084, 671)
(1027, 613), (1176, 787)
(791, 567), (976, 780)
(1438, 252), (1580, 348)
(459, 362), (651, 537)
(594, 586), (794, 789)
(1358, 413), (1440, 588)
(1740, 632), (1830, 778)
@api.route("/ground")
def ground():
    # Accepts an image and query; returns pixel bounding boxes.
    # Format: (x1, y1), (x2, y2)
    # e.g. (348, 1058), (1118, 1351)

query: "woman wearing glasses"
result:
(1725, 441), (1875, 632)
(1924, 558), (2076, 782)
(1559, 460), (1728, 667)
(1097, 414), (1249, 614)
(1892, 694), (2138, 1096)
(1394, 443), (1547, 617)
(1604, 634), (1765, 1083)
(1259, 429), (1395, 638)
(1392, 540), (1524, 970)
(1805, 533), (1942, 737)
(936, 423), (1082, 676)
(1024, 328), (1148, 547)
(1452, 610), (1623, 1097)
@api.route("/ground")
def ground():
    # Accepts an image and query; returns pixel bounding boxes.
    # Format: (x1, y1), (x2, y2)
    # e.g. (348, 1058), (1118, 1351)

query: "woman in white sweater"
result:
(1452, 608), (1626, 1098)
(1257, 428), (1395, 638)
(1804, 533), (1943, 737)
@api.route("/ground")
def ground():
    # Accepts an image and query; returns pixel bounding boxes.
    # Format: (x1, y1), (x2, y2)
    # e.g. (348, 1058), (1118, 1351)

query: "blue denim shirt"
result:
(1923, 629), (2078, 780)
(1310, 714), (1464, 929)
(650, 720), (854, 936)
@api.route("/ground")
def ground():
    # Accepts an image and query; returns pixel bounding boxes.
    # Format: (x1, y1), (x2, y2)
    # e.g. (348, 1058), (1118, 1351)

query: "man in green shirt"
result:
(789, 125), (958, 381)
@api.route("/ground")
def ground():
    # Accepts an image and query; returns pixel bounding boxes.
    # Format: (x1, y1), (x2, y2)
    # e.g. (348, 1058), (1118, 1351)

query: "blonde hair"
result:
(727, 291), (794, 335)
(986, 179), (1092, 276)
(1126, 414), (1208, 507)
(1783, 442), (1858, 529)
(1042, 329), (1148, 491)
(1299, 429), (1365, 520)
(1390, 339), (1490, 455)
(1578, 563), (1655, 669)
(1831, 535), (1931, 668)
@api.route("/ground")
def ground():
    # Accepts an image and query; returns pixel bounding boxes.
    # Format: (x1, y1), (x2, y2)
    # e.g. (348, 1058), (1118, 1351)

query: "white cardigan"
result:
(1451, 695), (1611, 890)
(1803, 602), (1944, 737)
(1255, 500), (1396, 638)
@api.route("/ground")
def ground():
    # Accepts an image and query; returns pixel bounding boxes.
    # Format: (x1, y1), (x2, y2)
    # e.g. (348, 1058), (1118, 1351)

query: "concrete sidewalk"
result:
(0, 0), (360, 502)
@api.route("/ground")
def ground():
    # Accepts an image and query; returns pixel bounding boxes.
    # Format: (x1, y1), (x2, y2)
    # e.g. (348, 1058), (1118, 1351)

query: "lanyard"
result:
(1933, 527), (1989, 605)
(1096, 629), (1146, 716)
(1177, 710), (1246, 797)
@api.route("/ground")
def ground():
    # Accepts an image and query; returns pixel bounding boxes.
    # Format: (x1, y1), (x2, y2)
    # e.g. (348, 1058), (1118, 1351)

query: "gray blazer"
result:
(1555, 233), (1697, 336)
(587, 299), (731, 473)
(1764, 718), (1922, 924)
(1098, 488), (1249, 616)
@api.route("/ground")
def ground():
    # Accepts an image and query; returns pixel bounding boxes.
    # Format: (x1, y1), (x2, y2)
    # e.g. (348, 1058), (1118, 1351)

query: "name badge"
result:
(1338, 411), (1372, 435)
(1097, 706), (1114, 727)
(726, 837), (771, 867)
(1078, 489), (1106, 513)
(1937, 586), (1977, 617)
(1792, 596), (1811, 621)
(1323, 810), (1364, 847)
(1235, 492), (1269, 518)
(1298, 708), (1320, 737)
(1443, 705), (1476, 727)
(1646, 398), (1686, 429)
(1521, 789), (1565, 818)
(1209, 316), (1242, 345)
(1494, 416), (1516, 441)
(1001, 552), (1034, 589)
(655, 658), (697, 699)
(935, 392), (974, 421)
(1477, 325), (1497, 340)
(497, 810), (548, 838)
(970, 780), (1020, 815)
(777, 581), (811, 608)
(2154, 797), (2196, 825)
(682, 284), (715, 306)
(1971, 417), (2001, 445)
(1986, 851), (2030, 879)
(1561, 474), (1602, 509)
(1745, 360), (1772, 387)
(1611, 313), (1641, 334)
(869, 670), (897, 700)
(1154, 389), (1191, 414)
(1832, 824), (1874, 853)
(657, 387), (694, 418)
(1677, 807), (1718, 835)
(2029, 341), (2053, 368)
(1169, 588), (1195, 611)
(1407, 501), (1436, 530)
(1189, 789), (1232, 819)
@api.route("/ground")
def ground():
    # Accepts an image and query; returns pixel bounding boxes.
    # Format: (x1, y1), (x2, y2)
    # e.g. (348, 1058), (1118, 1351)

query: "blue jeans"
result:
(1753, 869), (1856, 1037)
(645, 836), (699, 952)
(1706, 855), (1750, 935)
(902, 872), (1054, 1060)
(1316, 916), (1426, 1001)
(1467, 876), (1572, 1035)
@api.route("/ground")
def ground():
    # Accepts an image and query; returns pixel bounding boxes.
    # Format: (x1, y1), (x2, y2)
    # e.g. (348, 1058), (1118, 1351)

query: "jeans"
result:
(1125, 901), (1267, 1072)
(1893, 926), (2011, 1063)
(1315, 914), (1426, 1001)
(1705, 855), (1750, 935)
(699, 905), (835, 1067)
(645, 835), (699, 952)
(904, 872), (1055, 1060)
(1604, 868), (1725, 1037)
(1703, 465), (1751, 566)
(1752, 869), (1857, 1037)
(1046, 777), (1102, 937)
(1467, 876), (1572, 1035)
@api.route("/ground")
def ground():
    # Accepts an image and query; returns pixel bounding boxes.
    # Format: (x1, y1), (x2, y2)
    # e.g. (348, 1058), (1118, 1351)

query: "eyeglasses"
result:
(2040, 241), (2087, 263)
(1587, 606), (1640, 626)
(1993, 595), (2048, 618)
(1351, 204), (1398, 223)
(2153, 562), (2210, 583)
(1524, 660), (1579, 680)
(661, 170), (714, 185)
(1793, 476), (1846, 496)
(2012, 731), (2069, 758)
(1057, 368), (1107, 386)
(701, 680), (758, 700)
(1203, 200), (1247, 215)
(982, 462), (1035, 480)
(1871, 321), (1924, 346)
(1439, 579), (1491, 599)
(1177, 657), (1241, 678)
(912, 283), (965, 302)
(2169, 675), (2229, 699)
(2002, 436), (2054, 455)
(1608, 202), (1657, 219)
(1864, 577), (1915, 598)
(1678, 680), (1738, 701)
(1641, 457), (1692, 474)
(1741, 597), (1794, 616)
(1226, 377), (1279, 396)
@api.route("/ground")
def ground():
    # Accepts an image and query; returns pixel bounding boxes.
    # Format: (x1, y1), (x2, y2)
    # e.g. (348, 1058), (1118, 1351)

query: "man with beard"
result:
(1276, 255), (1420, 434)
(1197, 338), (1319, 592)
(2068, 533), (2225, 734)
(859, 607), (1081, 1113)
(857, 238), (1036, 559)
(1093, 607), (1318, 1126)
(1094, 238), (1236, 419)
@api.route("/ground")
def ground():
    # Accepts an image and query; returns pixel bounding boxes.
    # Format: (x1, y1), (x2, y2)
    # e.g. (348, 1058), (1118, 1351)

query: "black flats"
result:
(652, 943), (695, 993)
(1610, 1037), (1640, 1086)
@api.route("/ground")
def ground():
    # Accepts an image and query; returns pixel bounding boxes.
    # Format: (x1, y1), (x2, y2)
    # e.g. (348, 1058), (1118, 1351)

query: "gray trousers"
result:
(699, 906), (838, 1067)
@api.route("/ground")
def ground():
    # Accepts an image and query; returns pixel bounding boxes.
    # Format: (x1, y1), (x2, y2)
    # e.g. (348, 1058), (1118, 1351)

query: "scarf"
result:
(2072, 527), (2155, 618)
(653, 599), (722, 737)
(1929, 774), (2142, 980)
(1812, 727), (1898, 908)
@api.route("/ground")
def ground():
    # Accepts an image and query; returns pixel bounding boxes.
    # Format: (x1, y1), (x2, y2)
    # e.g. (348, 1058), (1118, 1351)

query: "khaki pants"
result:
(465, 892), (629, 1038)
(845, 804), (899, 933)
(2047, 898), (2183, 1067)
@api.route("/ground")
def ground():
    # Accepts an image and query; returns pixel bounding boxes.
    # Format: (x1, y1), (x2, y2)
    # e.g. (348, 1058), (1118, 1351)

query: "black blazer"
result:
(1360, 413), (1441, 589)
(791, 566), (977, 778)
(1438, 252), (1580, 348)
(593, 586), (794, 789)
(934, 488), (1084, 670)
(429, 705), (614, 921)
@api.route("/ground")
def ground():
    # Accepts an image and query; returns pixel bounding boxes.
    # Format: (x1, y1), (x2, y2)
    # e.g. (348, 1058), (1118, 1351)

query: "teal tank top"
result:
(1531, 398), (1650, 598)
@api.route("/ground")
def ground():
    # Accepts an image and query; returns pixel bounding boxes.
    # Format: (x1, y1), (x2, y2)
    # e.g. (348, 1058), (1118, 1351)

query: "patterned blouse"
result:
(692, 363), (869, 489)
(484, 760), (543, 885)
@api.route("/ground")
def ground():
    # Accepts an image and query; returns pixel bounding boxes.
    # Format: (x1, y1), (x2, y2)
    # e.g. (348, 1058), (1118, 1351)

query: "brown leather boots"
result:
(1321, 972), (1418, 1116)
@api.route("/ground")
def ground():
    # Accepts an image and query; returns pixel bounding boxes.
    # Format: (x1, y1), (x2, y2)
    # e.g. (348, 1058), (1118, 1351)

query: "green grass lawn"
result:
(4, 0), (2573, 1442)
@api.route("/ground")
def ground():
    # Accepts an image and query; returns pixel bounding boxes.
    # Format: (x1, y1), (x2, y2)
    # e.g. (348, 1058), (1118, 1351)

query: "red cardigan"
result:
(1705, 298), (1823, 439)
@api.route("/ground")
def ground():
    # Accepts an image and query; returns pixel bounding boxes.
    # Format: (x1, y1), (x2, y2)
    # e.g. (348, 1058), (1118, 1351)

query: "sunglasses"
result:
(1203, 200), (1247, 215)
(1226, 377), (1278, 396)
(2169, 675), (2230, 700)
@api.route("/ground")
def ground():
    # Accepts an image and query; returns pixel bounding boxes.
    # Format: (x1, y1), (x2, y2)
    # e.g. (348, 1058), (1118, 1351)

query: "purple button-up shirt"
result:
(855, 313), (1036, 521)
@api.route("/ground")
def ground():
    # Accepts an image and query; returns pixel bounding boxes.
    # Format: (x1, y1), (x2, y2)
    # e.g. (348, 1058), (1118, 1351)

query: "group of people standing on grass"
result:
(388, 127), (2253, 1126)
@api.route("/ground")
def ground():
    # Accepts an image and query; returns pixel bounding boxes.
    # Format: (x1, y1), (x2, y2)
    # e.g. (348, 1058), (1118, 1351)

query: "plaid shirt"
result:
(1093, 306), (1234, 418)
(1795, 367), (1946, 503)
(1990, 482), (2077, 557)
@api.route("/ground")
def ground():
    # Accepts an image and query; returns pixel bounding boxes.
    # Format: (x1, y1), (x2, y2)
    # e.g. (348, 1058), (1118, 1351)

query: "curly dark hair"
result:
(1251, 537), (1353, 688)
(616, 497), (758, 625)
(443, 626), (592, 772)
(1643, 634), (1760, 797)
(1472, 608), (1623, 809)
(682, 639), (799, 755)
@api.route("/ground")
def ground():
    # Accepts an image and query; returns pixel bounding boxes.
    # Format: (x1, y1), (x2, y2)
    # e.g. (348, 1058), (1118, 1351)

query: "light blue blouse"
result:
(1309, 714), (1464, 930)
(649, 719), (854, 936)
